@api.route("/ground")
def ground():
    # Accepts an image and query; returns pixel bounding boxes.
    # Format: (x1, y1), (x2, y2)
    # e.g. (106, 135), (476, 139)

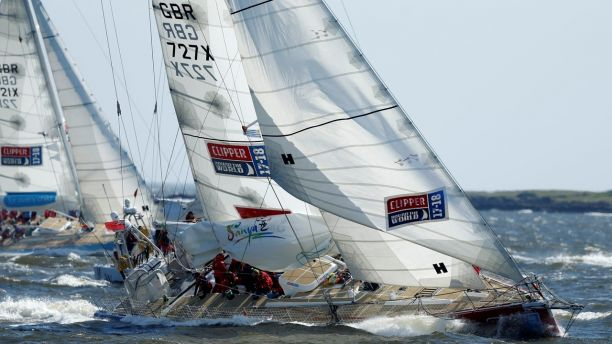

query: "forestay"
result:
(152, 0), (313, 222)
(35, 0), (153, 223)
(227, 0), (523, 282)
(0, 0), (78, 211)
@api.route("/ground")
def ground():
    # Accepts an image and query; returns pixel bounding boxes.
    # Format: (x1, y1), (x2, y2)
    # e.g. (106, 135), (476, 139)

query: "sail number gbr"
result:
(385, 189), (447, 229)
(207, 142), (270, 178)
(158, 2), (217, 82)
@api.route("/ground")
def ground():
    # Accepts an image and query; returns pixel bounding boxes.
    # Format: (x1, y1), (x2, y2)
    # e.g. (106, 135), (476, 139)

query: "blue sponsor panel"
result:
(211, 159), (258, 177)
(427, 189), (446, 220)
(387, 208), (430, 228)
(249, 145), (270, 177)
(3, 191), (57, 207)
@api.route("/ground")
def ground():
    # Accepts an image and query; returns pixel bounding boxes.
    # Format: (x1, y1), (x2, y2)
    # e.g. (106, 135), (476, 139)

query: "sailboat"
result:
(95, 0), (583, 337)
(0, 0), (154, 252)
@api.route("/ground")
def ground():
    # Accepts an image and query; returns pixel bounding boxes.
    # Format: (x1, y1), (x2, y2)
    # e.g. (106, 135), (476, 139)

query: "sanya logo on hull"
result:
(385, 189), (447, 229)
(226, 216), (285, 244)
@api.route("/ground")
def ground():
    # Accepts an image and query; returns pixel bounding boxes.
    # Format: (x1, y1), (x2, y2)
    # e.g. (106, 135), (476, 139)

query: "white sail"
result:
(152, 0), (310, 224)
(34, 0), (154, 223)
(0, 0), (78, 212)
(152, 0), (338, 271)
(227, 0), (523, 282)
(326, 214), (484, 289)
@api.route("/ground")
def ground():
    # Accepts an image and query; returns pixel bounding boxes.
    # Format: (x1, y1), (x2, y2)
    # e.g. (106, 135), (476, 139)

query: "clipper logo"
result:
(385, 189), (447, 229)
(225, 217), (284, 244)
(1, 146), (42, 166)
(207, 142), (270, 177)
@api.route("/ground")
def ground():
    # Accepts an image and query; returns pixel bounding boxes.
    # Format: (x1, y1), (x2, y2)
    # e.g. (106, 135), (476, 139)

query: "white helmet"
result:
(110, 211), (120, 221)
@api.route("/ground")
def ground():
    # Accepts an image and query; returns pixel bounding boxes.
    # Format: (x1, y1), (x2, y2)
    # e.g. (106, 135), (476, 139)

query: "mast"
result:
(23, 0), (85, 218)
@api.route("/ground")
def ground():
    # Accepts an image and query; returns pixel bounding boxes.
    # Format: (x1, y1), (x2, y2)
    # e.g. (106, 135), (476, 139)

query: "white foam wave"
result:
(585, 212), (612, 217)
(67, 252), (85, 262)
(545, 252), (612, 267)
(517, 209), (533, 214)
(0, 297), (98, 324)
(348, 314), (463, 337)
(554, 310), (611, 321)
(50, 274), (109, 287)
(120, 314), (269, 327)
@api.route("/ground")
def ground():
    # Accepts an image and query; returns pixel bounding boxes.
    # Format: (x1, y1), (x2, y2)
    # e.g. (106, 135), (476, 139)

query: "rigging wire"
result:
(108, 0), (151, 220)
(99, 0), (124, 205)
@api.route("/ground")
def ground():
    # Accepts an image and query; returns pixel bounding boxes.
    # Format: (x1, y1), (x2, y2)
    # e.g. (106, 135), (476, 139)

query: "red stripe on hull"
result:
(234, 206), (291, 219)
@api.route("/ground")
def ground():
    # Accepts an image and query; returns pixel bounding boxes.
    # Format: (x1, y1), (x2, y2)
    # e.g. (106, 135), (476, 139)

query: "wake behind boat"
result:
(95, 0), (583, 339)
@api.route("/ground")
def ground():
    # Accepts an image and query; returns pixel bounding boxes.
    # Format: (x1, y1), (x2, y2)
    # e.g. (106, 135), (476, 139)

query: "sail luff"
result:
(227, 0), (523, 282)
(23, 0), (83, 213)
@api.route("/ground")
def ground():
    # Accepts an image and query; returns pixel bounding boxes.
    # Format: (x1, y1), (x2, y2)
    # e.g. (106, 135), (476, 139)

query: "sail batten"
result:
(228, 0), (523, 282)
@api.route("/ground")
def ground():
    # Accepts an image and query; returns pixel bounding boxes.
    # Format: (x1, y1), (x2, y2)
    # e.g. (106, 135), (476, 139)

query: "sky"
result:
(41, 0), (612, 192)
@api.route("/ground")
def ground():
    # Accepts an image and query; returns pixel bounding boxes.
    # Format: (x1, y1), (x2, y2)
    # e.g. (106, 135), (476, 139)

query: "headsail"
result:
(152, 0), (306, 223)
(152, 0), (333, 270)
(0, 0), (78, 212)
(227, 0), (523, 282)
(34, 0), (154, 223)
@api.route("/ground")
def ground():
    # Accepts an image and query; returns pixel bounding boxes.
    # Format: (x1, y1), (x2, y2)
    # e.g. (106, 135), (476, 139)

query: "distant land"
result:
(467, 190), (612, 213)
(149, 182), (612, 214)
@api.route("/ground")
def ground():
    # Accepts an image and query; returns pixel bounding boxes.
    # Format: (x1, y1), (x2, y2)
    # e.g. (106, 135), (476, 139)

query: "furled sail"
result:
(0, 0), (78, 212)
(227, 0), (523, 282)
(34, 0), (154, 223)
(152, 0), (332, 269)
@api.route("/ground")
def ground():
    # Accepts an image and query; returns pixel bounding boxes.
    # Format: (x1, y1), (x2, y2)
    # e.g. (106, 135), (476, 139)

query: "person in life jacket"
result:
(212, 253), (230, 293)
(254, 269), (273, 295)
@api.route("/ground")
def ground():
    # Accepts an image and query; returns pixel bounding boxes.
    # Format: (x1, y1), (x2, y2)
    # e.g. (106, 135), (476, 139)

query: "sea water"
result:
(0, 210), (610, 343)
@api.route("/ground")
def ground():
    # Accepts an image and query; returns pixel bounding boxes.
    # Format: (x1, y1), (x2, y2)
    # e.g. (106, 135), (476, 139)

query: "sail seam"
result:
(263, 105), (398, 137)
(183, 132), (263, 143)
(230, 0), (274, 15)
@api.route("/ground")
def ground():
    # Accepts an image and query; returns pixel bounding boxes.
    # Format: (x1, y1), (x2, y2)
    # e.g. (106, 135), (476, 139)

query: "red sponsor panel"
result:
(207, 142), (252, 162)
(386, 194), (429, 213)
(104, 220), (126, 231)
(1, 146), (30, 157)
(234, 206), (292, 219)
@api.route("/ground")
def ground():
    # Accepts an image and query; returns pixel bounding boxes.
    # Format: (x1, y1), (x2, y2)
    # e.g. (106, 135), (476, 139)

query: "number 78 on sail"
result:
(385, 189), (447, 229)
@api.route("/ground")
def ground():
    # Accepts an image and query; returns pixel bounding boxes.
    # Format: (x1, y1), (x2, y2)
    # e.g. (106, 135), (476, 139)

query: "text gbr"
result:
(158, 2), (216, 81)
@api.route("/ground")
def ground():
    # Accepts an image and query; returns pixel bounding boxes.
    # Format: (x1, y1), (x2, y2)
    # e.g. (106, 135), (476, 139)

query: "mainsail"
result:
(0, 0), (153, 224)
(227, 0), (523, 282)
(0, 0), (78, 212)
(34, 0), (153, 223)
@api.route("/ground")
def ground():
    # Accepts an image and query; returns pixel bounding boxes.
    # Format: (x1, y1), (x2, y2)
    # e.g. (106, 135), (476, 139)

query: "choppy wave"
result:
(120, 314), (269, 327)
(49, 274), (109, 287)
(348, 315), (463, 337)
(585, 212), (612, 217)
(554, 310), (611, 321)
(544, 252), (612, 267)
(512, 252), (612, 267)
(0, 297), (98, 324)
